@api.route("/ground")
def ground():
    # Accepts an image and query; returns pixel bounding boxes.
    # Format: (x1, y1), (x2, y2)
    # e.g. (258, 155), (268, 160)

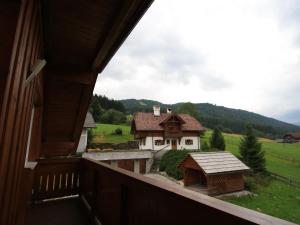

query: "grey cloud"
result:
(278, 109), (300, 123)
(101, 32), (231, 90)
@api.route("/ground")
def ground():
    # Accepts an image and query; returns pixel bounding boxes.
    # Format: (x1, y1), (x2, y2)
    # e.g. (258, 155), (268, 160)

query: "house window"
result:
(185, 139), (193, 145)
(166, 139), (170, 145)
(155, 140), (164, 146)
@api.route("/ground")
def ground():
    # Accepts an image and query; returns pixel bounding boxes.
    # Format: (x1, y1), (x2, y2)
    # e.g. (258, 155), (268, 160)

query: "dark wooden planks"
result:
(0, 0), (44, 224)
(0, 3), (20, 109)
(25, 197), (90, 225)
(41, 71), (98, 157)
(80, 158), (295, 225)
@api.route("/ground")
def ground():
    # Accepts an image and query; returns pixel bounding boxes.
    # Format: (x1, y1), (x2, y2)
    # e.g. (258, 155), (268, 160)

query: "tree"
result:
(176, 102), (200, 121)
(100, 109), (126, 124)
(210, 127), (226, 150)
(239, 124), (266, 174)
(90, 101), (103, 122)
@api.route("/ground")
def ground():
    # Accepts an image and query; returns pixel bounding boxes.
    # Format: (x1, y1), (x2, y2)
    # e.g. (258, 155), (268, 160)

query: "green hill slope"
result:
(120, 99), (300, 138)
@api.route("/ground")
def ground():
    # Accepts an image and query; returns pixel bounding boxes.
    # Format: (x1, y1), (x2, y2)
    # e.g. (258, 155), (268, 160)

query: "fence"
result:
(269, 172), (300, 189)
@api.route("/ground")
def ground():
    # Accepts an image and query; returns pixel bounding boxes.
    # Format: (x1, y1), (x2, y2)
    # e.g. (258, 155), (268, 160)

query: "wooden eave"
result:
(39, 0), (154, 156)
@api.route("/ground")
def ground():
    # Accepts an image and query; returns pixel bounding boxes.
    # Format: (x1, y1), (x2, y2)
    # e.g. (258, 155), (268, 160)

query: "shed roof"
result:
(187, 152), (249, 175)
(133, 112), (204, 132)
(83, 112), (96, 128)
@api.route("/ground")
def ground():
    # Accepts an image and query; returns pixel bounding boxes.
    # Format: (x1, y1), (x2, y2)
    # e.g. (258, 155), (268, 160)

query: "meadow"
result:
(92, 123), (300, 224)
(93, 123), (300, 183)
(201, 131), (300, 183)
(92, 123), (133, 143)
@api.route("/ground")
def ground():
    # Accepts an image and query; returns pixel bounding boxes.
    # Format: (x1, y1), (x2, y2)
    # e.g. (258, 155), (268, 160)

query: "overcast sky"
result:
(94, 0), (300, 123)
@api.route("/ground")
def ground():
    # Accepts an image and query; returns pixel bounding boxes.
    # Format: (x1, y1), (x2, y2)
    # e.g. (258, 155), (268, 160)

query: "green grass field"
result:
(223, 180), (300, 224)
(92, 123), (133, 143)
(201, 131), (300, 183)
(92, 123), (300, 223)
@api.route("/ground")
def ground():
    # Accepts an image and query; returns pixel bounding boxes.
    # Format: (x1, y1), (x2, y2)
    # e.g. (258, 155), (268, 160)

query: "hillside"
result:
(294, 122), (300, 126)
(120, 99), (300, 138)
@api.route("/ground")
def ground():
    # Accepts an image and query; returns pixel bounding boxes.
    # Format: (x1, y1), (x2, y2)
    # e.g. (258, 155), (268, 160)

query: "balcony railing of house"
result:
(28, 157), (295, 225)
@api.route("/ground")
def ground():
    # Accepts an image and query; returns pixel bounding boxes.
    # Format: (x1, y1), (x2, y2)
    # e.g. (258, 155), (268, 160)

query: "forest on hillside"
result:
(89, 95), (128, 124)
(89, 95), (300, 138)
(120, 99), (300, 139)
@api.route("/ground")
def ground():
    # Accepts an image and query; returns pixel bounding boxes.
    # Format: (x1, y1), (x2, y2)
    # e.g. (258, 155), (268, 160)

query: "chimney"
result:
(167, 108), (172, 114)
(153, 105), (160, 116)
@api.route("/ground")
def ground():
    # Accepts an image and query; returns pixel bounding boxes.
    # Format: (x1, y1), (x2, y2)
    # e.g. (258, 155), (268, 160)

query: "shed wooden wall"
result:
(180, 156), (245, 195)
(207, 173), (244, 195)
(0, 1), (44, 224)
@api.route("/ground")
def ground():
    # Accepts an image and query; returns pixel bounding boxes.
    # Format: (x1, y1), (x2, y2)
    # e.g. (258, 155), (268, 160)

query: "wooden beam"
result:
(41, 141), (76, 156)
(48, 70), (95, 85)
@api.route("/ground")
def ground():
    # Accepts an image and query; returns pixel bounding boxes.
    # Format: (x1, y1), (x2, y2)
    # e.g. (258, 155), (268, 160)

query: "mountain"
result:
(294, 122), (300, 126)
(120, 99), (300, 139)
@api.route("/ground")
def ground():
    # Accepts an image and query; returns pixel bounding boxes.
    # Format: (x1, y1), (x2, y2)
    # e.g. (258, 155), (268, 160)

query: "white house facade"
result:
(131, 106), (204, 151)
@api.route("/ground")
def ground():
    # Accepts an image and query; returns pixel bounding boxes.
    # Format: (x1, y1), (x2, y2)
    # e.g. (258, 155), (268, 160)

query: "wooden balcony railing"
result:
(32, 158), (81, 201)
(80, 158), (295, 225)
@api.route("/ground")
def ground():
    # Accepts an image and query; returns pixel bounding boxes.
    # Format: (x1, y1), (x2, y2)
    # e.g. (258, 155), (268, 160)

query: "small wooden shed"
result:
(179, 152), (249, 195)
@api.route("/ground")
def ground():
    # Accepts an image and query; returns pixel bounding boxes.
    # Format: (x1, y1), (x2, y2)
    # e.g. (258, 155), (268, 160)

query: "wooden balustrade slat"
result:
(32, 158), (81, 201)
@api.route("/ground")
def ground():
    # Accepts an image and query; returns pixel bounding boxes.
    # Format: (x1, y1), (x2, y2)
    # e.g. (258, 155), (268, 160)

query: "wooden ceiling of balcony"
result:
(42, 0), (151, 73)
(40, 0), (153, 156)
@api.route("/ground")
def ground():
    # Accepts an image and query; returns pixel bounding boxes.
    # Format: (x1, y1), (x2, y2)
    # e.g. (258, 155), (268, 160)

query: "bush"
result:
(244, 176), (256, 191)
(100, 109), (126, 124)
(244, 174), (271, 192)
(159, 150), (190, 180)
(201, 140), (210, 151)
(87, 128), (95, 148)
(113, 128), (123, 135)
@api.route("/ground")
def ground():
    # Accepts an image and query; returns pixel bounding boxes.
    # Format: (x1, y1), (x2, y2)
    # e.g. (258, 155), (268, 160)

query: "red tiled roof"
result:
(133, 112), (204, 132)
(284, 132), (300, 139)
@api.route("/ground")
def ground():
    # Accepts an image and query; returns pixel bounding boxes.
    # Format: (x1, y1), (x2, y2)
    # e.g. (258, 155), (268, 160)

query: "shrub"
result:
(201, 140), (210, 151)
(159, 150), (190, 180)
(87, 128), (95, 148)
(244, 176), (256, 191)
(100, 109), (126, 124)
(113, 128), (123, 135)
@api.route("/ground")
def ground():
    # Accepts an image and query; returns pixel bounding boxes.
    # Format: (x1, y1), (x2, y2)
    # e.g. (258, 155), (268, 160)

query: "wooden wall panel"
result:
(0, 1), (44, 224)
(43, 78), (84, 141)
(0, 3), (20, 115)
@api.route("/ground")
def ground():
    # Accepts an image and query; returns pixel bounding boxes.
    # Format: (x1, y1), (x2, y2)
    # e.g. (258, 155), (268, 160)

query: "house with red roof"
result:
(131, 105), (205, 151)
(283, 132), (300, 143)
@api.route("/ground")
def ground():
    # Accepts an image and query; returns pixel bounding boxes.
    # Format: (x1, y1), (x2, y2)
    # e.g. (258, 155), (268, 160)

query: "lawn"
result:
(93, 124), (300, 182)
(91, 123), (133, 143)
(202, 131), (300, 183)
(223, 180), (300, 224)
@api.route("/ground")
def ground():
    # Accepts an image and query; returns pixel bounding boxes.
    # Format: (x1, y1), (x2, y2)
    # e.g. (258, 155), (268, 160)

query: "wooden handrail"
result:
(80, 158), (295, 225)
(32, 158), (81, 201)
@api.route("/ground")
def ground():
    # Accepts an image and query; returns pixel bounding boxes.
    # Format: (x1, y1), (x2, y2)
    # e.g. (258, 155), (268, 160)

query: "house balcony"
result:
(24, 157), (295, 225)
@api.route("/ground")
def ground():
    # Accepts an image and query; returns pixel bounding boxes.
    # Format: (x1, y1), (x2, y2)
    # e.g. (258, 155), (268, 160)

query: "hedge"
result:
(159, 150), (190, 180)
